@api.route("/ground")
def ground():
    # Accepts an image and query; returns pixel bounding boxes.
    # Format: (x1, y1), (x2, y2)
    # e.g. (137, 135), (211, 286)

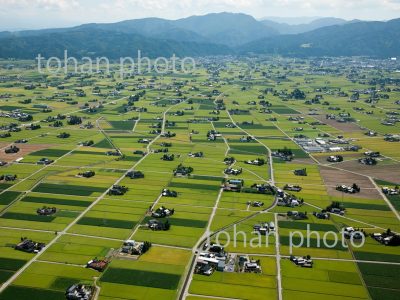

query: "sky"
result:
(0, 0), (399, 30)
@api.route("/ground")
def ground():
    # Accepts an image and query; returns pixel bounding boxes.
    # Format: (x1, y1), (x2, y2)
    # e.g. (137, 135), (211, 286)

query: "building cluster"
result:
(272, 149), (294, 161)
(147, 219), (170, 231)
(161, 189), (177, 197)
(253, 221), (275, 235)
(283, 184), (302, 192)
(287, 211), (308, 220)
(207, 130), (221, 141)
(371, 229), (400, 246)
(161, 154), (175, 161)
(65, 284), (93, 300)
(382, 186), (399, 195)
(37, 158), (54, 165)
(244, 158), (265, 166)
(224, 167), (242, 175)
(343, 227), (364, 240)
(188, 152), (204, 158)
(0, 174), (17, 181)
(37, 206), (57, 216)
(15, 238), (45, 253)
(108, 185), (128, 196)
(336, 183), (361, 194)
(276, 189), (303, 207)
(5, 145), (19, 154)
(126, 170), (144, 179)
(325, 201), (345, 216)
(86, 258), (109, 272)
(77, 171), (95, 178)
(327, 155), (343, 163)
(120, 240), (152, 256)
(0, 109), (32, 121)
(290, 255), (313, 268)
(151, 206), (174, 218)
(294, 136), (360, 153)
(173, 164), (194, 176)
(195, 244), (264, 276)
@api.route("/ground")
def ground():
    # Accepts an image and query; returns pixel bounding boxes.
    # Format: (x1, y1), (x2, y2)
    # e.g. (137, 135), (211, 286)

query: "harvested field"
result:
(313, 115), (363, 132)
(0, 144), (54, 162)
(319, 166), (382, 199)
(331, 160), (400, 184)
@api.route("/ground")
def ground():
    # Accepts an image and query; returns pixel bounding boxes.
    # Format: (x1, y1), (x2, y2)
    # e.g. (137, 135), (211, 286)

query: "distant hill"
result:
(261, 17), (349, 34)
(0, 13), (399, 59)
(0, 12), (278, 48)
(260, 16), (322, 25)
(174, 12), (278, 46)
(0, 29), (231, 59)
(240, 18), (400, 58)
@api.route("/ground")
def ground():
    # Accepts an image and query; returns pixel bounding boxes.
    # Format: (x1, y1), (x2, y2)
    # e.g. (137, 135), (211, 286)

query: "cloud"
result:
(0, 0), (398, 29)
(0, 0), (79, 10)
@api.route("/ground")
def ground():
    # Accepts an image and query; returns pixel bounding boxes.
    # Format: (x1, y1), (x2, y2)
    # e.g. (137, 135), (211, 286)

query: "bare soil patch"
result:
(0, 144), (53, 163)
(333, 160), (400, 184)
(320, 166), (382, 199)
(313, 115), (363, 132)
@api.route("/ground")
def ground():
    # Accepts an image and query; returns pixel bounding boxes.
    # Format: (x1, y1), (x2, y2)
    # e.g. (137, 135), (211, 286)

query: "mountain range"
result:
(0, 12), (399, 59)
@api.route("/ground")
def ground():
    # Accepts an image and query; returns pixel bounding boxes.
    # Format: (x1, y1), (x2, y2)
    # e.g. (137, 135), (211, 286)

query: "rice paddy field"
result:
(0, 57), (399, 300)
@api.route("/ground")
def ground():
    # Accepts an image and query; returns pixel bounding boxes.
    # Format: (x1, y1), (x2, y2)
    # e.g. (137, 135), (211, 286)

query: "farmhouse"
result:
(382, 186), (399, 195)
(371, 229), (400, 246)
(290, 255), (313, 268)
(37, 158), (54, 165)
(245, 158), (265, 166)
(78, 171), (95, 178)
(105, 150), (121, 156)
(276, 189), (302, 207)
(313, 211), (330, 219)
(188, 152), (203, 158)
(161, 154), (175, 161)
(15, 238), (45, 253)
(5, 145), (19, 154)
(336, 183), (360, 194)
(0, 174), (17, 181)
(86, 258), (109, 272)
(326, 201), (345, 215)
(173, 164), (193, 176)
(152, 206), (174, 218)
(65, 284), (93, 300)
(148, 219), (170, 231)
(244, 259), (262, 273)
(126, 170), (144, 179)
(224, 167), (242, 175)
(359, 157), (377, 165)
(287, 211), (308, 220)
(162, 188), (177, 197)
(37, 206), (57, 216)
(249, 201), (264, 207)
(294, 168), (307, 176)
(246, 183), (275, 195)
(253, 223), (269, 235)
(364, 151), (380, 157)
(327, 155), (344, 163)
(224, 157), (235, 165)
(284, 184), (302, 192)
(222, 179), (244, 192)
(343, 227), (364, 240)
(108, 185), (128, 196)
(195, 261), (214, 276)
(239, 136), (254, 142)
(120, 240), (152, 256)
(57, 132), (70, 139)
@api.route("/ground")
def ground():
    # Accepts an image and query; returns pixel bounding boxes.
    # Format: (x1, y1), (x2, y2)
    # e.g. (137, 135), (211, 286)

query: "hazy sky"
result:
(0, 0), (399, 30)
